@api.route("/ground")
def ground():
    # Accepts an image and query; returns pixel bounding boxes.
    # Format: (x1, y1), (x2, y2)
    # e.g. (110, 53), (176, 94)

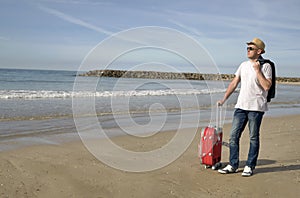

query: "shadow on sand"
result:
(221, 142), (300, 174)
(221, 156), (300, 175)
(255, 163), (300, 174)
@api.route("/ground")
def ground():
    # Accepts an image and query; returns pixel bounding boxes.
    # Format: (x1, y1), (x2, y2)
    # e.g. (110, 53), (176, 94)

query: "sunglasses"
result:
(247, 47), (258, 51)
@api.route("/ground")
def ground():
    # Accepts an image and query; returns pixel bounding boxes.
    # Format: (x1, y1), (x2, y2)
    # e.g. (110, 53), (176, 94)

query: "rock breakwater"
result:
(79, 69), (300, 83)
(79, 69), (235, 81)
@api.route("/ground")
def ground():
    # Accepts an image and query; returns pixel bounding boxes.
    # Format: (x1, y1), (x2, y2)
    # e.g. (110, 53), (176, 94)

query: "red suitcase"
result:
(198, 106), (223, 169)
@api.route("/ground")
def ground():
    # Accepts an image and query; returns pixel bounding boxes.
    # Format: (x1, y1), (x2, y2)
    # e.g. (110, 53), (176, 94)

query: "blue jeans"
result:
(229, 108), (264, 169)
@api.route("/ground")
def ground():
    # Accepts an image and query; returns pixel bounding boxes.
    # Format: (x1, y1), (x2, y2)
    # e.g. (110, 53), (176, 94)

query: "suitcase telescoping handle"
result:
(216, 104), (222, 129)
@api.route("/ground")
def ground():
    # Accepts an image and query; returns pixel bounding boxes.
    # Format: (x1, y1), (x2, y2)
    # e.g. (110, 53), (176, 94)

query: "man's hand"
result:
(253, 61), (261, 73)
(217, 100), (225, 106)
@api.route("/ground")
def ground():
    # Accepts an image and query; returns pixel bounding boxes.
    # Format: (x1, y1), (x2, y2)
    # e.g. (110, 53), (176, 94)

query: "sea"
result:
(1, 68), (300, 151)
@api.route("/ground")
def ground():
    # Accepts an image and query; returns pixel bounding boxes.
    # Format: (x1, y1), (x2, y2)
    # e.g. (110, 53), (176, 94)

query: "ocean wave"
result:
(0, 88), (226, 99)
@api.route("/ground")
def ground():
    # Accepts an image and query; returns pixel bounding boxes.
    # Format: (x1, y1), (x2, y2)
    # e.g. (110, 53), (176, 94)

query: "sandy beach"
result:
(0, 114), (299, 198)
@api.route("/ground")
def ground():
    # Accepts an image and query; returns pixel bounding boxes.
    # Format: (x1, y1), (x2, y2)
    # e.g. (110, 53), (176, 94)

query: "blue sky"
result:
(0, 0), (299, 77)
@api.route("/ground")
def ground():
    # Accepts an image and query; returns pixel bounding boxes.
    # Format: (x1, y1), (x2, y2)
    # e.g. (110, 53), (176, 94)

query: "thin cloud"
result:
(168, 19), (205, 38)
(282, 48), (300, 51)
(38, 0), (114, 6)
(0, 36), (9, 41)
(167, 9), (300, 32)
(39, 5), (114, 35)
(38, 6), (161, 48)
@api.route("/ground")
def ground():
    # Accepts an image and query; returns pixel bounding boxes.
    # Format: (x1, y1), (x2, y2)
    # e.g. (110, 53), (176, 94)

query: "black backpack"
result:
(258, 56), (276, 102)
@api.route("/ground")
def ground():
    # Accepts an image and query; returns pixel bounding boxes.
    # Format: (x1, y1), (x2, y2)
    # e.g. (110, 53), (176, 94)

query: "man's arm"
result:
(218, 75), (240, 106)
(253, 61), (272, 91)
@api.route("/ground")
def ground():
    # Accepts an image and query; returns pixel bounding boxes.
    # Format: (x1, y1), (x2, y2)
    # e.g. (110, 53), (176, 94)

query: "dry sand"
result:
(0, 115), (299, 198)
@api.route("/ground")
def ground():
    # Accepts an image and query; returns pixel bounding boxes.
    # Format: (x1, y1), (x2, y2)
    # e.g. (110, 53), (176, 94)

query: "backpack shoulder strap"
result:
(258, 56), (276, 102)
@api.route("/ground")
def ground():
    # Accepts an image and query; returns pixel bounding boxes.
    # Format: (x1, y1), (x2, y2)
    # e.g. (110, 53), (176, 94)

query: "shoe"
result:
(242, 166), (253, 177)
(218, 165), (238, 174)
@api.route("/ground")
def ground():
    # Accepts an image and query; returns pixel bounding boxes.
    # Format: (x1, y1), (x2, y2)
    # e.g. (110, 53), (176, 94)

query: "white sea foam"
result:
(0, 88), (226, 99)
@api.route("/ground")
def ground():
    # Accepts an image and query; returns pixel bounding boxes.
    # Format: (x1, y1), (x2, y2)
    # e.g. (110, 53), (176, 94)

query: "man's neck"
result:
(249, 55), (261, 62)
(249, 57), (258, 63)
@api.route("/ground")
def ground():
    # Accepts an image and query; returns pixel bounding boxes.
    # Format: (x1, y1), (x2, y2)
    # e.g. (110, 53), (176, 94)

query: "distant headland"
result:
(79, 69), (300, 84)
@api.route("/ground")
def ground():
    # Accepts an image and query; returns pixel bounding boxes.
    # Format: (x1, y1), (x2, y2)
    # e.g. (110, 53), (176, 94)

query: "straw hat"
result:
(247, 38), (265, 53)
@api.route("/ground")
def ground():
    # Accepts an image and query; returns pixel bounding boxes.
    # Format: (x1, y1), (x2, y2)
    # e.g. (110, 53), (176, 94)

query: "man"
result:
(217, 38), (272, 177)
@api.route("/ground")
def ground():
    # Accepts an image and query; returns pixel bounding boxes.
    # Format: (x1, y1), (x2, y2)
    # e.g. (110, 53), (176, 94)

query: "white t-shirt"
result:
(235, 60), (272, 112)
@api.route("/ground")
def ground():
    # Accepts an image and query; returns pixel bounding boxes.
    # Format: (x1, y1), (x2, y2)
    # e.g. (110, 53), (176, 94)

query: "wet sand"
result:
(0, 115), (299, 198)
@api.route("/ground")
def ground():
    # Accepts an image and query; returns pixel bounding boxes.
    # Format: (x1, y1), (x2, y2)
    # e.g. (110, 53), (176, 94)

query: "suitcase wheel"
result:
(212, 162), (222, 170)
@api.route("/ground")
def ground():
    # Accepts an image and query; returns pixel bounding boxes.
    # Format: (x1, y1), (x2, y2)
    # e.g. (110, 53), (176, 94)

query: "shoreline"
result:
(1, 114), (299, 197)
(1, 107), (300, 152)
